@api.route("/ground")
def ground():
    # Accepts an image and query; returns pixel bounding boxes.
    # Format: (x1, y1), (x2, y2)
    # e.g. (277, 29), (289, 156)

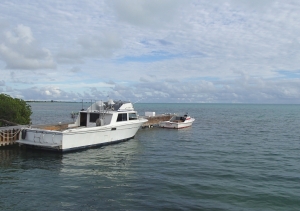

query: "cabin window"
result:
(129, 113), (137, 120)
(90, 113), (100, 122)
(117, 113), (127, 122)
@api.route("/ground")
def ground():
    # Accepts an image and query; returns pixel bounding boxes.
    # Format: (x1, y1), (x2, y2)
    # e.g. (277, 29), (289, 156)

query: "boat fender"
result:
(21, 129), (27, 139)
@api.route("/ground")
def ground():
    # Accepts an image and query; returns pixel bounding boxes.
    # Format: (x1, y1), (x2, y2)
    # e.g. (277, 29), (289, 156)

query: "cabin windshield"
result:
(117, 113), (128, 122)
(129, 113), (137, 120)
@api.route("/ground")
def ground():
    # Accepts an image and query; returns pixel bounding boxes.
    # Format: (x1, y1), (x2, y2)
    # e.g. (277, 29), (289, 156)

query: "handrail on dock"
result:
(0, 126), (23, 146)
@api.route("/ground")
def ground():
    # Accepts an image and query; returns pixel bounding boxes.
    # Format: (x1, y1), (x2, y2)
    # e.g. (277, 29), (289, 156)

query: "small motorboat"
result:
(159, 113), (195, 129)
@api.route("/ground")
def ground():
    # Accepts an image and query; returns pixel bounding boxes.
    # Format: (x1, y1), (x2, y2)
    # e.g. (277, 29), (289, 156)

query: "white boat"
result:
(16, 100), (148, 152)
(159, 113), (195, 129)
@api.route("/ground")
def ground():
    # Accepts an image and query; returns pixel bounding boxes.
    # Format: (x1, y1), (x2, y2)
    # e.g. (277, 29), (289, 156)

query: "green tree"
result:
(0, 94), (32, 127)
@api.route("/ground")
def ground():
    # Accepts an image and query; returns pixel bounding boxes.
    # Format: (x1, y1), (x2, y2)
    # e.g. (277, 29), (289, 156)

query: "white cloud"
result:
(5, 74), (300, 104)
(78, 32), (123, 57)
(70, 67), (81, 73)
(0, 24), (56, 69)
(56, 49), (83, 64)
(1, 0), (300, 103)
(6, 86), (13, 92)
(140, 75), (157, 83)
(226, 0), (277, 11)
(110, 0), (187, 28)
(18, 86), (71, 100)
(56, 32), (123, 63)
(6, 24), (34, 44)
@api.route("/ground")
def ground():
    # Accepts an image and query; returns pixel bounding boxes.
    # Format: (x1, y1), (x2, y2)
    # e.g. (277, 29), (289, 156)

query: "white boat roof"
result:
(87, 100), (134, 112)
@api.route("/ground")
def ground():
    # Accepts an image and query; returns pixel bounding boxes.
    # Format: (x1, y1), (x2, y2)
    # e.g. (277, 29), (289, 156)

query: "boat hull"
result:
(17, 119), (147, 152)
(159, 118), (195, 129)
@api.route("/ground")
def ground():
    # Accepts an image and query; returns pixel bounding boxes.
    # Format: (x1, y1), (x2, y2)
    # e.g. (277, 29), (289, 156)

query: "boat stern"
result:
(16, 128), (63, 151)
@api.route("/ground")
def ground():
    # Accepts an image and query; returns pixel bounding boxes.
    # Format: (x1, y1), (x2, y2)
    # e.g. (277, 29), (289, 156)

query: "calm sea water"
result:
(1, 102), (300, 210)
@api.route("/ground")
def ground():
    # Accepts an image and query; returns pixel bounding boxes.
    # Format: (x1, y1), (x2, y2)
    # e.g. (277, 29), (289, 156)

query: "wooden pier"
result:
(0, 123), (74, 147)
(142, 114), (173, 128)
(0, 126), (23, 146)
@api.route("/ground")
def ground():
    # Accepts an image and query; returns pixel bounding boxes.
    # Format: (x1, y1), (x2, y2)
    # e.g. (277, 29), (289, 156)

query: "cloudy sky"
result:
(0, 0), (300, 103)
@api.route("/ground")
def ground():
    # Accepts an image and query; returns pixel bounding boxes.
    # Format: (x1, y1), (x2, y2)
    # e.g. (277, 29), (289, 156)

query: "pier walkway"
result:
(141, 114), (173, 128)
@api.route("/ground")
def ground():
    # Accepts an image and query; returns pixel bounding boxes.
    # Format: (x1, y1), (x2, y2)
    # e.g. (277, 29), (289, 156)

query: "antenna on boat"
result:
(133, 98), (144, 104)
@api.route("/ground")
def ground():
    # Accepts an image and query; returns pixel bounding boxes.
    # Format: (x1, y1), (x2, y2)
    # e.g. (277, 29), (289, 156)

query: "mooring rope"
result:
(0, 129), (22, 139)
(0, 119), (23, 140)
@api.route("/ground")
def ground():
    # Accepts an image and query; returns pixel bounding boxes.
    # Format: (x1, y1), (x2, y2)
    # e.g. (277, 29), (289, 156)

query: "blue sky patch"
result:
(116, 52), (180, 64)
(276, 70), (300, 78)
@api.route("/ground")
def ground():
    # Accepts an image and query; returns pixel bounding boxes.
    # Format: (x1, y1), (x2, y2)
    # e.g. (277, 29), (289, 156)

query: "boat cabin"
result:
(69, 100), (138, 128)
(169, 115), (186, 123)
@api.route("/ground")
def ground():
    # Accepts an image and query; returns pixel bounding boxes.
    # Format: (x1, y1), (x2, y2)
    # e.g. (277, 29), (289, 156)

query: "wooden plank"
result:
(142, 115), (173, 127)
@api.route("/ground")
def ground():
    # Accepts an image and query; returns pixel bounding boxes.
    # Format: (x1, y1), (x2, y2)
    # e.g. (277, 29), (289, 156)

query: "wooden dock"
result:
(141, 114), (173, 128)
(0, 126), (23, 146)
(0, 122), (72, 147)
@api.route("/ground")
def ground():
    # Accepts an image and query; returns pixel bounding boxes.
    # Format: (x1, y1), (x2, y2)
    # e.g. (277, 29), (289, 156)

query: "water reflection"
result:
(0, 146), (21, 168)
(60, 139), (142, 181)
(0, 139), (142, 177)
(0, 139), (143, 210)
(0, 146), (63, 171)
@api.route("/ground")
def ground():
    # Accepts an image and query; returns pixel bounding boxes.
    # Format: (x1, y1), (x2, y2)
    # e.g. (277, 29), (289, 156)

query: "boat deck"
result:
(33, 123), (70, 131)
